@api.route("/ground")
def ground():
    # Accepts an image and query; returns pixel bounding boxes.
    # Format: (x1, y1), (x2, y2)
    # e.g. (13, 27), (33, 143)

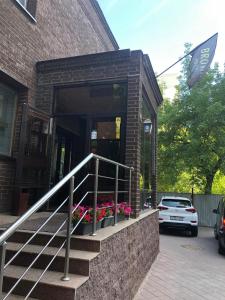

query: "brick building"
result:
(0, 1), (163, 298)
(0, 0), (162, 215)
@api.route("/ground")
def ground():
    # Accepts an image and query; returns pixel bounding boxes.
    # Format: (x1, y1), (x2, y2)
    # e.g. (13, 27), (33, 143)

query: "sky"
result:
(98, 0), (225, 97)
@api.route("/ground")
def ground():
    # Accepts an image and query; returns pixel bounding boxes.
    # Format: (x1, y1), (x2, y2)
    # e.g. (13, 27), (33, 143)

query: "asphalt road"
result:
(135, 227), (225, 300)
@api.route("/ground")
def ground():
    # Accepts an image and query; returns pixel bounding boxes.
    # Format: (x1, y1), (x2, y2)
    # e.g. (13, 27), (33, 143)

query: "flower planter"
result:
(73, 220), (103, 235)
(117, 215), (130, 222)
(117, 214), (126, 222)
(101, 216), (114, 228)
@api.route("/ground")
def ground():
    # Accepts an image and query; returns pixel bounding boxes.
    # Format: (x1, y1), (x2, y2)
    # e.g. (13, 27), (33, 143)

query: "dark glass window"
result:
(0, 83), (17, 156)
(90, 118), (122, 168)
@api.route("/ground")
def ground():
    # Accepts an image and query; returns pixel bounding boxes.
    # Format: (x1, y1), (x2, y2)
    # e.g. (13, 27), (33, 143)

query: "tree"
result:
(158, 45), (225, 194)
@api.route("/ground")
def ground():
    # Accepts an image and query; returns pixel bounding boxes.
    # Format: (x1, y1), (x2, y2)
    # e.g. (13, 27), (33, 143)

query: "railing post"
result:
(128, 168), (132, 219)
(61, 176), (74, 281)
(0, 242), (7, 299)
(92, 158), (99, 236)
(114, 165), (119, 225)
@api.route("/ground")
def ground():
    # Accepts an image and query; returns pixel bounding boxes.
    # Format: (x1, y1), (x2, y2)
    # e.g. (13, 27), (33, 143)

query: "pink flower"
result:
(124, 207), (132, 216)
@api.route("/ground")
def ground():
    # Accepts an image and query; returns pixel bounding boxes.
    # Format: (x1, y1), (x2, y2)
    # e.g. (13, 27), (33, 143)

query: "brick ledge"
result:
(76, 209), (158, 242)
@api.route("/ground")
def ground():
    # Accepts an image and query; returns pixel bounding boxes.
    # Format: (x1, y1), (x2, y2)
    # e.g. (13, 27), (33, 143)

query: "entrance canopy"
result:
(36, 49), (163, 216)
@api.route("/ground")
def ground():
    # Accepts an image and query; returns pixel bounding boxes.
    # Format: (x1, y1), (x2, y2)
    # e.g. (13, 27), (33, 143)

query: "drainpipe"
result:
(151, 115), (157, 209)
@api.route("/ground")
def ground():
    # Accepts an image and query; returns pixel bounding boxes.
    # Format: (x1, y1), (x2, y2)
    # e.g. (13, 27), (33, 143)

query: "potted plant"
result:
(117, 202), (132, 222)
(101, 202), (114, 228)
(72, 205), (105, 235)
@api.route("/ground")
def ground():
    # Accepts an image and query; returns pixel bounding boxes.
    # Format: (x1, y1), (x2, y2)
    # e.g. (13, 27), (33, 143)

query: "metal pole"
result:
(156, 33), (218, 78)
(114, 165), (119, 225)
(92, 158), (99, 236)
(61, 176), (74, 281)
(0, 242), (7, 298)
(128, 169), (132, 219)
(151, 116), (157, 209)
(191, 187), (194, 205)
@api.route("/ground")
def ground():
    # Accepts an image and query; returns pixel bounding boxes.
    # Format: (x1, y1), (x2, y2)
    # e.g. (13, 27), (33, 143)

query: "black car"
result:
(213, 198), (225, 255)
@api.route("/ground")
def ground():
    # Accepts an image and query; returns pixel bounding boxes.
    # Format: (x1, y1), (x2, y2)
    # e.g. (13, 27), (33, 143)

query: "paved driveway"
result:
(134, 227), (225, 300)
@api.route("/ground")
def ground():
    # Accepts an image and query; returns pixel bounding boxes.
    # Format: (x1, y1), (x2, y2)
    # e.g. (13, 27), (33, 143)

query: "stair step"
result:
(6, 242), (98, 276)
(2, 293), (36, 299)
(0, 230), (101, 252)
(3, 265), (89, 300)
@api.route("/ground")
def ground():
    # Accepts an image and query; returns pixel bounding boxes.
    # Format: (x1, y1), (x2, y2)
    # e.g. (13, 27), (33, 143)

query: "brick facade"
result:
(0, 1), (162, 214)
(0, 0), (118, 212)
(0, 159), (15, 212)
(0, 0), (117, 92)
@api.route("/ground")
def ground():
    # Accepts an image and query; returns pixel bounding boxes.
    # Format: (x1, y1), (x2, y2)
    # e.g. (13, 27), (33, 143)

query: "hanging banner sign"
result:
(187, 33), (218, 88)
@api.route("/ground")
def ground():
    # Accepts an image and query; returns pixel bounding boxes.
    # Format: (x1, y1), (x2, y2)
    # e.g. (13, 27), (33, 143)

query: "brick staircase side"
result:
(2, 231), (100, 300)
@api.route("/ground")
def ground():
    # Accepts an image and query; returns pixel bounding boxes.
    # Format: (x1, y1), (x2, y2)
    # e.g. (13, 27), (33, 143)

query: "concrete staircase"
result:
(2, 230), (100, 300)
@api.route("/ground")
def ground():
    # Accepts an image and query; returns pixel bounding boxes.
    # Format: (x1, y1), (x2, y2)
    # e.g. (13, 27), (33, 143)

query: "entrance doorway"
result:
(50, 82), (127, 206)
(52, 115), (125, 182)
(52, 118), (86, 185)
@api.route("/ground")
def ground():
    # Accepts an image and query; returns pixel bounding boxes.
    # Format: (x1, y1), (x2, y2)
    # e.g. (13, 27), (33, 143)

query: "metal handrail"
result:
(0, 153), (93, 245)
(89, 173), (129, 182)
(0, 153), (133, 299)
(0, 153), (132, 244)
(2, 210), (89, 300)
(4, 187), (91, 270)
(23, 211), (89, 300)
(4, 196), (68, 270)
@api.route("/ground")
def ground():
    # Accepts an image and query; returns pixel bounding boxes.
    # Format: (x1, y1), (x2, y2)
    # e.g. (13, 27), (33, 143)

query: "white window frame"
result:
(15, 0), (37, 22)
(18, 0), (28, 6)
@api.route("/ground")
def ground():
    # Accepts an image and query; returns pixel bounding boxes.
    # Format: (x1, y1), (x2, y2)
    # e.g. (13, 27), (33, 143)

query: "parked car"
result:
(144, 196), (152, 209)
(158, 196), (198, 237)
(213, 197), (225, 255)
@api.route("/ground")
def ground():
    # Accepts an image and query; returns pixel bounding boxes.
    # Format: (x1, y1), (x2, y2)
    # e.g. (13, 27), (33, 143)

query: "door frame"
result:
(14, 103), (52, 214)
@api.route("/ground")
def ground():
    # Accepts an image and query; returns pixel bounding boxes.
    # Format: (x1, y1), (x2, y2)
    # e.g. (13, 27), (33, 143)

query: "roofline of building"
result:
(37, 49), (130, 72)
(143, 54), (163, 106)
(91, 0), (119, 50)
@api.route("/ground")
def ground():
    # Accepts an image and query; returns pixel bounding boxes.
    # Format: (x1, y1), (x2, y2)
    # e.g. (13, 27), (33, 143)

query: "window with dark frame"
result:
(16, 0), (37, 19)
(0, 83), (17, 156)
(140, 99), (151, 191)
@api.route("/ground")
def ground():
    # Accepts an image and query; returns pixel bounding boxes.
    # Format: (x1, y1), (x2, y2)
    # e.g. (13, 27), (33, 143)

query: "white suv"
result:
(158, 196), (198, 237)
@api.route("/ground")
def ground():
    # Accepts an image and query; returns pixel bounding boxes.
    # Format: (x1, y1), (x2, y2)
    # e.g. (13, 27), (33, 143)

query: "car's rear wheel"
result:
(214, 226), (218, 240)
(191, 227), (198, 237)
(218, 240), (225, 255)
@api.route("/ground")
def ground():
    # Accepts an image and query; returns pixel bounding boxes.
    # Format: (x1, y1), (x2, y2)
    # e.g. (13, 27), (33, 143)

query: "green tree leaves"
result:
(158, 46), (225, 194)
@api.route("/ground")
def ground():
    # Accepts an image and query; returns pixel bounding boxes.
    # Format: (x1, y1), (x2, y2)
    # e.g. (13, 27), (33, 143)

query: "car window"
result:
(162, 199), (191, 208)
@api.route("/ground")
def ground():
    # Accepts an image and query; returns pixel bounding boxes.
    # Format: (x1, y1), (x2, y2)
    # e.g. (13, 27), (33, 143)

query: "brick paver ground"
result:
(134, 227), (225, 300)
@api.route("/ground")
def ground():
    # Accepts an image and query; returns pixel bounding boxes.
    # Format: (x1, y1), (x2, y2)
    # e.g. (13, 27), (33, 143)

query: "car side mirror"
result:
(212, 208), (218, 214)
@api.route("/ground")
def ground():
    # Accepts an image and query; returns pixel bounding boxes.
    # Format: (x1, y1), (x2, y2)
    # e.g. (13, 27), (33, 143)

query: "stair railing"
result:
(0, 153), (133, 299)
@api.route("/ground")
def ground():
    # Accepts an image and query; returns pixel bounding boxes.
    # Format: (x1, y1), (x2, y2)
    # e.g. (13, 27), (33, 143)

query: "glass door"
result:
(15, 104), (52, 211)
(89, 116), (125, 196)
(90, 116), (123, 164)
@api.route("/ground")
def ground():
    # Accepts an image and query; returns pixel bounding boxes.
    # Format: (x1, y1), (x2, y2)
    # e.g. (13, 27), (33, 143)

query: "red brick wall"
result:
(0, 0), (117, 212)
(0, 0), (117, 96)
